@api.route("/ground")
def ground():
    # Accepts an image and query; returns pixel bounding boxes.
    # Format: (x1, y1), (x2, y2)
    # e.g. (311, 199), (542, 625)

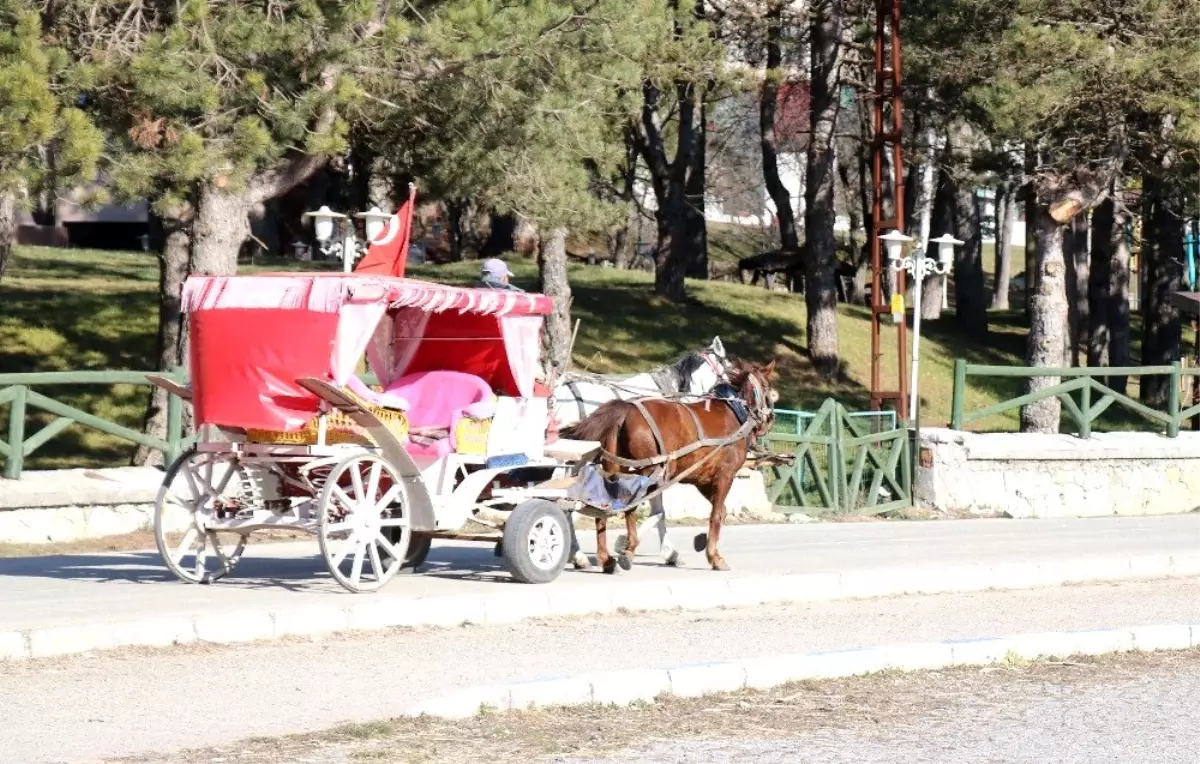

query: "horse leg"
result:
(617, 510), (640, 570)
(595, 516), (617, 574)
(568, 515), (591, 570)
(702, 476), (735, 571)
(618, 496), (677, 566)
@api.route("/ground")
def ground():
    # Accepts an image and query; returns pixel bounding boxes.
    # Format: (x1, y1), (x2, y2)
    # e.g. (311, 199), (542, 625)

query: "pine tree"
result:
(0, 2), (101, 281)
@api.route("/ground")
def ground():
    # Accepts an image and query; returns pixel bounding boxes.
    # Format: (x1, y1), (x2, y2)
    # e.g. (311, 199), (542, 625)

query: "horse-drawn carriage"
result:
(150, 270), (781, 592)
(150, 272), (598, 592)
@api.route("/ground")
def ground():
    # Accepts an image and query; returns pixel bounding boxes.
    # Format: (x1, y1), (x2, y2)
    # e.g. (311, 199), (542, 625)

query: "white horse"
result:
(553, 337), (731, 426)
(553, 337), (732, 568)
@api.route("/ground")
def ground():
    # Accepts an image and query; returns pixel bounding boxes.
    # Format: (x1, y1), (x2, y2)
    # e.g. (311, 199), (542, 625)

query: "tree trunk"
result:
(1141, 179), (1184, 406)
(1023, 146), (1038, 322)
(803, 0), (844, 377)
(684, 91), (708, 280)
(1064, 214), (1090, 365)
(950, 170), (988, 337)
(914, 123), (938, 255)
(1021, 209), (1068, 433)
(760, 1), (800, 253)
(447, 200), (467, 261)
(922, 169), (955, 320)
(191, 184), (251, 276)
(991, 183), (1016, 309)
(1109, 203), (1133, 395)
(538, 227), (573, 376)
(135, 216), (192, 466)
(0, 189), (16, 283)
(1087, 197), (1114, 368)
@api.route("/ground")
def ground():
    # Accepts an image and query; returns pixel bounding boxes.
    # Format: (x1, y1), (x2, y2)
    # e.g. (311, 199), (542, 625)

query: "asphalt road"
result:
(3, 515), (1198, 632)
(2, 577), (1198, 764)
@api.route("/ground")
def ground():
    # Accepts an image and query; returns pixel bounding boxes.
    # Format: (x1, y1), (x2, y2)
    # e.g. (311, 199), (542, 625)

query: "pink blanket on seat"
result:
(383, 371), (496, 456)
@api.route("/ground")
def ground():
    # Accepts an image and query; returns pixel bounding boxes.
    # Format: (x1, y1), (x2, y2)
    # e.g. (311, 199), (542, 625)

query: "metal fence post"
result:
(950, 359), (967, 429)
(1078, 379), (1092, 439)
(3, 385), (27, 479)
(1168, 362), (1181, 438)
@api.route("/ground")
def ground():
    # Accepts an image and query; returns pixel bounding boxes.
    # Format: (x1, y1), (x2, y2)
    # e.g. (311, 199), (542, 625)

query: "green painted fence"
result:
(762, 399), (911, 516)
(0, 369), (188, 479)
(949, 360), (1200, 437)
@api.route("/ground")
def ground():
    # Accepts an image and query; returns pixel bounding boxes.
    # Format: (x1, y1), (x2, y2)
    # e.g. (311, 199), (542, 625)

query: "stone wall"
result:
(0, 465), (775, 545)
(0, 467), (164, 544)
(915, 428), (1200, 518)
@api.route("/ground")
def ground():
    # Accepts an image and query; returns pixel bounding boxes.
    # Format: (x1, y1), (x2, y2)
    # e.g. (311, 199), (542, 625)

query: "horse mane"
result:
(648, 349), (707, 393)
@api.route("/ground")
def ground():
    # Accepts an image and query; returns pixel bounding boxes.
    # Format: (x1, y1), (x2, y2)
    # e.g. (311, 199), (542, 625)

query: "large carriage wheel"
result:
(155, 449), (249, 584)
(317, 452), (412, 593)
(501, 499), (571, 584)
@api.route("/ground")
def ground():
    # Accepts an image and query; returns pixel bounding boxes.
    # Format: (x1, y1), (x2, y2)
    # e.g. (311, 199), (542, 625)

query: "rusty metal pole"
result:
(868, 0), (909, 421)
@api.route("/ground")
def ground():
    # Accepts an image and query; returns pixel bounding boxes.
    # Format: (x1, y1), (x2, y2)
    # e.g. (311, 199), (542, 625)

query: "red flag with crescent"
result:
(354, 189), (416, 278)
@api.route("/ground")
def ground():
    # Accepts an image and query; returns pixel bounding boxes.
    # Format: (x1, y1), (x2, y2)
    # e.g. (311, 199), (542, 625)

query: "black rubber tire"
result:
(385, 529), (432, 573)
(501, 499), (571, 584)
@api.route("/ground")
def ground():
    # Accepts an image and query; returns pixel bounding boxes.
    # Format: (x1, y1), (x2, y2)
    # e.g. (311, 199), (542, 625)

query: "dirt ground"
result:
(108, 648), (1199, 764)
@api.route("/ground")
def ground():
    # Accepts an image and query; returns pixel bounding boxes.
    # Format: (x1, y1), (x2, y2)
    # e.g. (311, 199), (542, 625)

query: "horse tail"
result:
(560, 400), (632, 452)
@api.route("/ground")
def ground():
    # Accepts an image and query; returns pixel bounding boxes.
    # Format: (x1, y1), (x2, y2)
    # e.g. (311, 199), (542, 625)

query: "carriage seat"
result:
(384, 371), (497, 457)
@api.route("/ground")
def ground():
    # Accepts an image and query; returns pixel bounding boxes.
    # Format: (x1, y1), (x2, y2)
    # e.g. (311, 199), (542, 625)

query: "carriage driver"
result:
(477, 258), (524, 292)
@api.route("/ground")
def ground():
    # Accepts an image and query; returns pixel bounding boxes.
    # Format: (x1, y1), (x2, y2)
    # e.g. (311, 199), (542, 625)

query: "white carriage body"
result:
(153, 273), (594, 591)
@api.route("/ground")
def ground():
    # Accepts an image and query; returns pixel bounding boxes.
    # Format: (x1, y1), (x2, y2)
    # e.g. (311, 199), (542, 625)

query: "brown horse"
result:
(562, 359), (778, 572)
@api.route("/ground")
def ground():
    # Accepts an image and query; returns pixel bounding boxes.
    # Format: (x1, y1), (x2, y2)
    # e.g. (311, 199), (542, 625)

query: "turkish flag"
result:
(354, 191), (416, 278)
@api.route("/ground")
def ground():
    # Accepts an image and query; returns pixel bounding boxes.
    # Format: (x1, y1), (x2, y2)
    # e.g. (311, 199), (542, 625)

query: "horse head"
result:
(730, 358), (779, 437)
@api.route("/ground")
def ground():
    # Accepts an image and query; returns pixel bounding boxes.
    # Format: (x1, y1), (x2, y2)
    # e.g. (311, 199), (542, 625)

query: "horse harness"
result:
(598, 385), (763, 488)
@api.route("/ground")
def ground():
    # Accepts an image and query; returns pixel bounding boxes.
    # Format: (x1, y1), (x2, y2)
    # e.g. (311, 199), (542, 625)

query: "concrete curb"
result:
(3, 551), (1199, 662)
(403, 623), (1200, 718)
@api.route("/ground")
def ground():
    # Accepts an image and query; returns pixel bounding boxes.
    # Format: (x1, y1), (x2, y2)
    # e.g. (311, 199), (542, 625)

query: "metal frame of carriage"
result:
(149, 272), (600, 593)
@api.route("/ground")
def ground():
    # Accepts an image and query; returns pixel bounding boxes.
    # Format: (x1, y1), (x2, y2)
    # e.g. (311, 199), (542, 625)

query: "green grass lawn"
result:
(0, 241), (1178, 470)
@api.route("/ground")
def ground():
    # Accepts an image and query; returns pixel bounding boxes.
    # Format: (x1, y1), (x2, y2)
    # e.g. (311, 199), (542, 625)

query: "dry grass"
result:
(107, 648), (1199, 764)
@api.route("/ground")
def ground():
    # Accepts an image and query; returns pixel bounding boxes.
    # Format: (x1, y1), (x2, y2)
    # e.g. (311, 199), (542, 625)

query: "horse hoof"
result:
(615, 534), (628, 555)
(602, 558), (619, 575)
(617, 553), (633, 571)
(572, 553), (592, 571)
(711, 559), (731, 572)
(664, 550), (681, 567)
(692, 533), (708, 553)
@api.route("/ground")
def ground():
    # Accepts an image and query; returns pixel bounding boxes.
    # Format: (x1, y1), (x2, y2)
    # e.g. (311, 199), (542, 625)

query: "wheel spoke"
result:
(366, 462), (382, 505)
(375, 532), (400, 560)
(373, 484), (402, 513)
(211, 461), (237, 495)
(349, 464), (365, 503)
(377, 515), (408, 528)
(193, 538), (209, 578)
(349, 540), (365, 586)
(182, 465), (201, 502)
(368, 540), (384, 579)
(330, 534), (356, 568)
(324, 521), (354, 537)
(172, 527), (199, 565)
(331, 485), (356, 513)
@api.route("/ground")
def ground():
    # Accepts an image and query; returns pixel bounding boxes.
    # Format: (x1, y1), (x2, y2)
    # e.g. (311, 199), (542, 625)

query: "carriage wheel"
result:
(317, 452), (412, 593)
(501, 499), (570, 584)
(155, 449), (249, 584)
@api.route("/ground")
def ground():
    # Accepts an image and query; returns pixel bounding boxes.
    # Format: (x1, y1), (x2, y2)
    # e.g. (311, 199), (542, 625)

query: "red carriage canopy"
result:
(183, 273), (552, 431)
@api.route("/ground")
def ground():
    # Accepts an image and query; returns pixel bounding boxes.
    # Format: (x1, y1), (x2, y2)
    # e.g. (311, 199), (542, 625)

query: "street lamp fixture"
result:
(355, 206), (391, 244)
(302, 204), (392, 273)
(886, 229), (962, 431)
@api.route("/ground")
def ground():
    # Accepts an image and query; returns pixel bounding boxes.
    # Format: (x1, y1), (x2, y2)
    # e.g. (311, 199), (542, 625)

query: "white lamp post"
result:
(303, 205), (394, 273)
(886, 229), (962, 425)
(355, 206), (391, 244)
